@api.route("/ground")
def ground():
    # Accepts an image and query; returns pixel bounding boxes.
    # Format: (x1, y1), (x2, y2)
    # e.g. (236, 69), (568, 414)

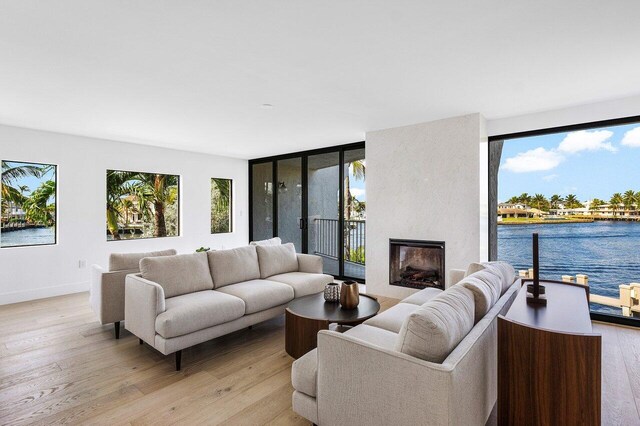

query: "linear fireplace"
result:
(389, 239), (445, 290)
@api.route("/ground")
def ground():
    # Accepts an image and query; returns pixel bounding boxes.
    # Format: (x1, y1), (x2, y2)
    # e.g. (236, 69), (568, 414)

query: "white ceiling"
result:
(1, 1), (639, 159)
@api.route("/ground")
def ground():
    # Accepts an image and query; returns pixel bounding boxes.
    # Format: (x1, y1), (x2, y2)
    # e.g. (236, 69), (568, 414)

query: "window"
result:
(490, 116), (640, 324)
(106, 170), (179, 240)
(211, 178), (232, 233)
(1, 160), (57, 248)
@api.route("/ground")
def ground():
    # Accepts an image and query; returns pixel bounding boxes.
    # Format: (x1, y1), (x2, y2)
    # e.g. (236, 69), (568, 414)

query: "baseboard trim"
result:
(0, 281), (89, 305)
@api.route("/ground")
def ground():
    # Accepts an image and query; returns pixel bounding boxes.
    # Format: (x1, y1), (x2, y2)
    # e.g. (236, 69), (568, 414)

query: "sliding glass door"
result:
(249, 142), (365, 281)
(308, 152), (340, 276)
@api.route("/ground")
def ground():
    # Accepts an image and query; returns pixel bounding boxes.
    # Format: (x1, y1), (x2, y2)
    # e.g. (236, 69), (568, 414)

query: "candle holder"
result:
(526, 232), (547, 306)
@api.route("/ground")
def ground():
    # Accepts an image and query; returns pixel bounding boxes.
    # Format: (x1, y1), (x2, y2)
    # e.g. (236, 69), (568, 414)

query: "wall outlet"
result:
(79, 260), (87, 269)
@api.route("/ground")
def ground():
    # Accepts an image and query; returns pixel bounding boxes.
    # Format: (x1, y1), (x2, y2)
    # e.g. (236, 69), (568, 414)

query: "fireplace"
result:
(389, 239), (445, 290)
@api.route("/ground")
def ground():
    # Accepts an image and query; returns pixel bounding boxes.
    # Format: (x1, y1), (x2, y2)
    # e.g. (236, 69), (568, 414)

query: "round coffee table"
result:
(285, 292), (380, 359)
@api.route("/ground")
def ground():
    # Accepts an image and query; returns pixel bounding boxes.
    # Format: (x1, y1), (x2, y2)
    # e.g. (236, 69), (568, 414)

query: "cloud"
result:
(501, 148), (564, 173)
(557, 130), (616, 153)
(542, 174), (558, 181)
(349, 188), (366, 199)
(621, 126), (640, 147)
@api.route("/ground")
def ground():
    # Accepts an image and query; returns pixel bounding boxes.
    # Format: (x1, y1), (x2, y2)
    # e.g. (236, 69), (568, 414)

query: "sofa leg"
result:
(175, 350), (182, 371)
(139, 338), (143, 345)
(114, 321), (120, 339)
(248, 325), (253, 330)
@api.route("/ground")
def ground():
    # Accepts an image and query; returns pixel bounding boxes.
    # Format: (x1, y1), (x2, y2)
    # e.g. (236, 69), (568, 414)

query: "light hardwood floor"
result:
(0, 292), (638, 425)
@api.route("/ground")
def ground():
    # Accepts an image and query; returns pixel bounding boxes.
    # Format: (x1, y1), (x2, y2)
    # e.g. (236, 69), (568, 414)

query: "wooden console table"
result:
(498, 280), (602, 425)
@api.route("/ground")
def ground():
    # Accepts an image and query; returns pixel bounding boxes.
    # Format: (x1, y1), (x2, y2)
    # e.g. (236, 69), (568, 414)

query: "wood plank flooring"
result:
(0, 292), (638, 425)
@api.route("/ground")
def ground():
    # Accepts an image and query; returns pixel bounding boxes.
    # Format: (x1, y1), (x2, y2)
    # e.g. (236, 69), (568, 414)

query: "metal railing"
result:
(313, 218), (366, 265)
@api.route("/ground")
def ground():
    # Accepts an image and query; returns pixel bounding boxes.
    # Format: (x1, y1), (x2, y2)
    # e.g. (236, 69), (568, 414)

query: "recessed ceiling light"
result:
(261, 104), (274, 110)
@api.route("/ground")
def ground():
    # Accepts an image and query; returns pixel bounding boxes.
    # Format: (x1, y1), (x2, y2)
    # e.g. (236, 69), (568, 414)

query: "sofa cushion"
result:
(140, 252), (213, 298)
(256, 243), (299, 278)
(155, 290), (245, 338)
(486, 261), (517, 295)
(460, 271), (502, 324)
(364, 303), (420, 334)
(292, 348), (318, 397)
(401, 288), (443, 306)
(216, 279), (294, 314)
(250, 237), (282, 246)
(207, 245), (261, 288)
(108, 249), (176, 272)
(465, 262), (486, 277)
(344, 324), (399, 350)
(268, 272), (332, 297)
(395, 285), (475, 363)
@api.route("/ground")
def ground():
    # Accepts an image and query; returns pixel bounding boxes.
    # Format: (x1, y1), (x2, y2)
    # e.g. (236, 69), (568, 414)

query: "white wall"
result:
(0, 125), (248, 304)
(487, 94), (640, 137)
(366, 114), (486, 299)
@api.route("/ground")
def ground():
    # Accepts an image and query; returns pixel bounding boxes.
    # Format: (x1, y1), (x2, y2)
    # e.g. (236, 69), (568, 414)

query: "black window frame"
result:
(488, 114), (640, 327)
(249, 141), (365, 282)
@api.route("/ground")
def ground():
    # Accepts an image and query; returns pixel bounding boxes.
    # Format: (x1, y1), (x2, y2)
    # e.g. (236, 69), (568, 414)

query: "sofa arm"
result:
(125, 274), (166, 344)
(449, 268), (466, 286)
(297, 253), (324, 274)
(315, 330), (451, 426)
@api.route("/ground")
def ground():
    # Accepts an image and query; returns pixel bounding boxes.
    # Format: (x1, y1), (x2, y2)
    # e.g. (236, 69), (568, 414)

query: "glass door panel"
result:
(307, 152), (340, 276)
(343, 148), (366, 280)
(277, 157), (303, 252)
(251, 162), (273, 241)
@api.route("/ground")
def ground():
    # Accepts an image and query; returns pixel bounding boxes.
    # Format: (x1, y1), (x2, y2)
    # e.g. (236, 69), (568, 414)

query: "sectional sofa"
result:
(291, 261), (519, 426)
(90, 249), (177, 338)
(124, 243), (333, 370)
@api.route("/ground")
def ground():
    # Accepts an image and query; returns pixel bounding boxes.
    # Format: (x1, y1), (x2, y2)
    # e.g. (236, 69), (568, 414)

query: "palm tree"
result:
(211, 178), (231, 233)
(517, 193), (532, 205)
(532, 194), (548, 212)
(564, 194), (583, 209)
(106, 170), (138, 240)
(22, 180), (55, 226)
(609, 193), (623, 217)
(506, 196), (520, 204)
(1, 161), (41, 206)
(134, 174), (179, 237)
(589, 198), (604, 215)
(344, 159), (365, 262)
(623, 190), (636, 214)
(549, 194), (564, 209)
(121, 198), (135, 227)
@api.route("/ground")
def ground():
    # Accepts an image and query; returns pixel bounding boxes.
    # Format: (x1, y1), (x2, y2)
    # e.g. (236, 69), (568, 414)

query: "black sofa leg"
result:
(139, 338), (143, 345)
(114, 321), (120, 339)
(175, 350), (182, 371)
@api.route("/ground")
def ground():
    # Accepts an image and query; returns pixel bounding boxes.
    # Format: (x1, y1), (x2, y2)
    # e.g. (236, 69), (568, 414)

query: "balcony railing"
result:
(314, 218), (365, 265)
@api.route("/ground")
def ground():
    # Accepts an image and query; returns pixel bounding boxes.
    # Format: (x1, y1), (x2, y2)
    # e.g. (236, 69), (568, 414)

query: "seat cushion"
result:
(207, 245), (261, 288)
(109, 249), (176, 272)
(250, 237), (282, 246)
(364, 303), (419, 333)
(256, 243), (299, 278)
(344, 324), (399, 350)
(216, 279), (294, 314)
(401, 287), (443, 306)
(292, 348), (318, 397)
(268, 272), (332, 297)
(395, 285), (475, 363)
(486, 261), (517, 295)
(155, 290), (245, 338)
(140, 252), (213, 298)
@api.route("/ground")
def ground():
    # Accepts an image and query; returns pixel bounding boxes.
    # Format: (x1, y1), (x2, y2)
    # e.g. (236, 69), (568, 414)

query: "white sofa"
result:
(291, 261), (519, 426)
(125, 243), (333, 370)
(90, 249), (177, 338)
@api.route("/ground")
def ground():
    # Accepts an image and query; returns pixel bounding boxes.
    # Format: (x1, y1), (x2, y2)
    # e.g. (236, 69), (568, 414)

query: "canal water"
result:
(498, 221), (640, 315)
(0, 227), (55, 247)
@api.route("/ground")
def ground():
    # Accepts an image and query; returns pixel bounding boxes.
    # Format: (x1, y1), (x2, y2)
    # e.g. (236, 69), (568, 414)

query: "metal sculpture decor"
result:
(526, 233), (547, 306)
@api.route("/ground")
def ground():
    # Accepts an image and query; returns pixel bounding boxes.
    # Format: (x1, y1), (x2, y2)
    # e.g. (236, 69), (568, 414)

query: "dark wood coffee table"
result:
(285, 292), (380, 359)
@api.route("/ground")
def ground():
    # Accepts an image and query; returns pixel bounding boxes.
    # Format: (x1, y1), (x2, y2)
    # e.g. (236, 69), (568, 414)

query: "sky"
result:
(498, 123), (640, 203)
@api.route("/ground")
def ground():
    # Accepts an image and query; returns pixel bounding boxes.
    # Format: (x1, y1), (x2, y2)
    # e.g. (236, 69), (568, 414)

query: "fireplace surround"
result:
(389, 239), (445, 290)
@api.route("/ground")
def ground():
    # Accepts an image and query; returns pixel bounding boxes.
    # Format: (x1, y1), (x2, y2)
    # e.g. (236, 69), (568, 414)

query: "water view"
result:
(498, 123), (640, 318)
(498, 221), (640, 315)
(0, 227), (55, 247)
